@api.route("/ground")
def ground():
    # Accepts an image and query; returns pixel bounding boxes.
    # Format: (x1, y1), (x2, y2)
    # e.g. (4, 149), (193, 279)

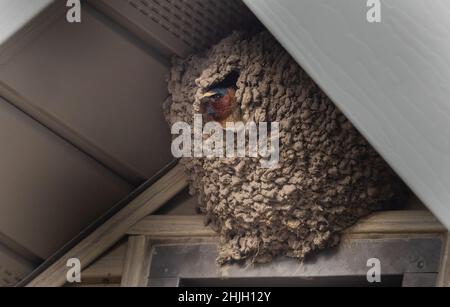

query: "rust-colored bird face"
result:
(200, 88), (237, 125)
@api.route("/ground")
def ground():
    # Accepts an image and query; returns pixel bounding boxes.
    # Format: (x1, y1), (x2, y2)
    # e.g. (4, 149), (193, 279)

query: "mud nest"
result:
(164, 31), (404, 264)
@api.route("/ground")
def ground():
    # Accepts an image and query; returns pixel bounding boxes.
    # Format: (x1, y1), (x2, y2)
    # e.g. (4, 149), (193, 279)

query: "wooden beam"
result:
(437, 233), (450, 287)
(81, 240), (127, 284)
(127, 215), (215, 237)
(120, 236), (151, 287)
(27, 164), (188, 287)
(345, 211), (446, 234)
(127, 211), (446, 238)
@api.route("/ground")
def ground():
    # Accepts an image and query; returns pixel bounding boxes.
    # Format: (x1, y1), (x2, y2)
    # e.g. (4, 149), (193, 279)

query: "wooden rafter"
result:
(81, 240), (127, 285)
(27, 164), (188, 287)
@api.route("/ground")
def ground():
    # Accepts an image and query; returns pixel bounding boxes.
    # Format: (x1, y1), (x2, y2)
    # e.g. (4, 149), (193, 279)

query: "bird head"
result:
(201, 88), (228, 103)
(200, 87), (236, 124)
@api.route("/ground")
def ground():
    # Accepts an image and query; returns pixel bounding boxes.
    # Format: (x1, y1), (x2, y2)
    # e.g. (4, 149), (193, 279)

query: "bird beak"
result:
(201, 91), (217, 99)
(200, 91), (218, 105)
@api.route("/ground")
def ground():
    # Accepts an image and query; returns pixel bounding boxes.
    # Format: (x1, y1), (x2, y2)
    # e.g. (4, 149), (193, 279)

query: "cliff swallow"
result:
(200, 87), (237, 125)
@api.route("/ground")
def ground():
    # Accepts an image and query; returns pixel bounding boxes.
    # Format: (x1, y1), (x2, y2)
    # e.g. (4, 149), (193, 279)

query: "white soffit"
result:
(244, 0), (450, 230)
(0, 0), (53, 46)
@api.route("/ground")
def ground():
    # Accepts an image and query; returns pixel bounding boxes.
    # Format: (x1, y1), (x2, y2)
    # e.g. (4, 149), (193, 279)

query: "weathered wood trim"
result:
(127, 215), (215, 237)
(437, 233), (450, 287)
(127, 211), (446, 238)
(120, 236), (150, 287)
(344, 211), (446, 234)
(81, 240), (127, 284)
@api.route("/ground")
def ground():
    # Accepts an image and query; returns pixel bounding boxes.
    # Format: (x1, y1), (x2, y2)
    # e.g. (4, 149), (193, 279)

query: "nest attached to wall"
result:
(164, 31), (404, 264)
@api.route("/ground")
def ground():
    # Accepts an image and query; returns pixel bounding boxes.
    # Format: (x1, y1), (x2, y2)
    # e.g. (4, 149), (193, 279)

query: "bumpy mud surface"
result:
(164, 31), (404, 264)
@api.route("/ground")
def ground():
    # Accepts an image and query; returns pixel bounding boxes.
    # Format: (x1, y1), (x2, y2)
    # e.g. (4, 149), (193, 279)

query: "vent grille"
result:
(92, 0), (257, 56)
(127, 0), (253, 51)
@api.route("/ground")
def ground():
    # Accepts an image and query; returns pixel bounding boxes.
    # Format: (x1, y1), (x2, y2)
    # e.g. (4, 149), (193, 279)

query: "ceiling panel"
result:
(0, 97), (132, 258)
(0, 3), (174, 182)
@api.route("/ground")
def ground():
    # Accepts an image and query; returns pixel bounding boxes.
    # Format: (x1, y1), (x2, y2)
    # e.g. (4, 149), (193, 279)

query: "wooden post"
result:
(437, 233), (450, 287)
(121, 236), (150, 287)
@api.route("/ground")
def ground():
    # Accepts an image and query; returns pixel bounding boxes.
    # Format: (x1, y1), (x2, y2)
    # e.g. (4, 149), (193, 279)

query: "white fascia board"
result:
(244, 0), (450, 230)
(0, 0), (54, 46)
